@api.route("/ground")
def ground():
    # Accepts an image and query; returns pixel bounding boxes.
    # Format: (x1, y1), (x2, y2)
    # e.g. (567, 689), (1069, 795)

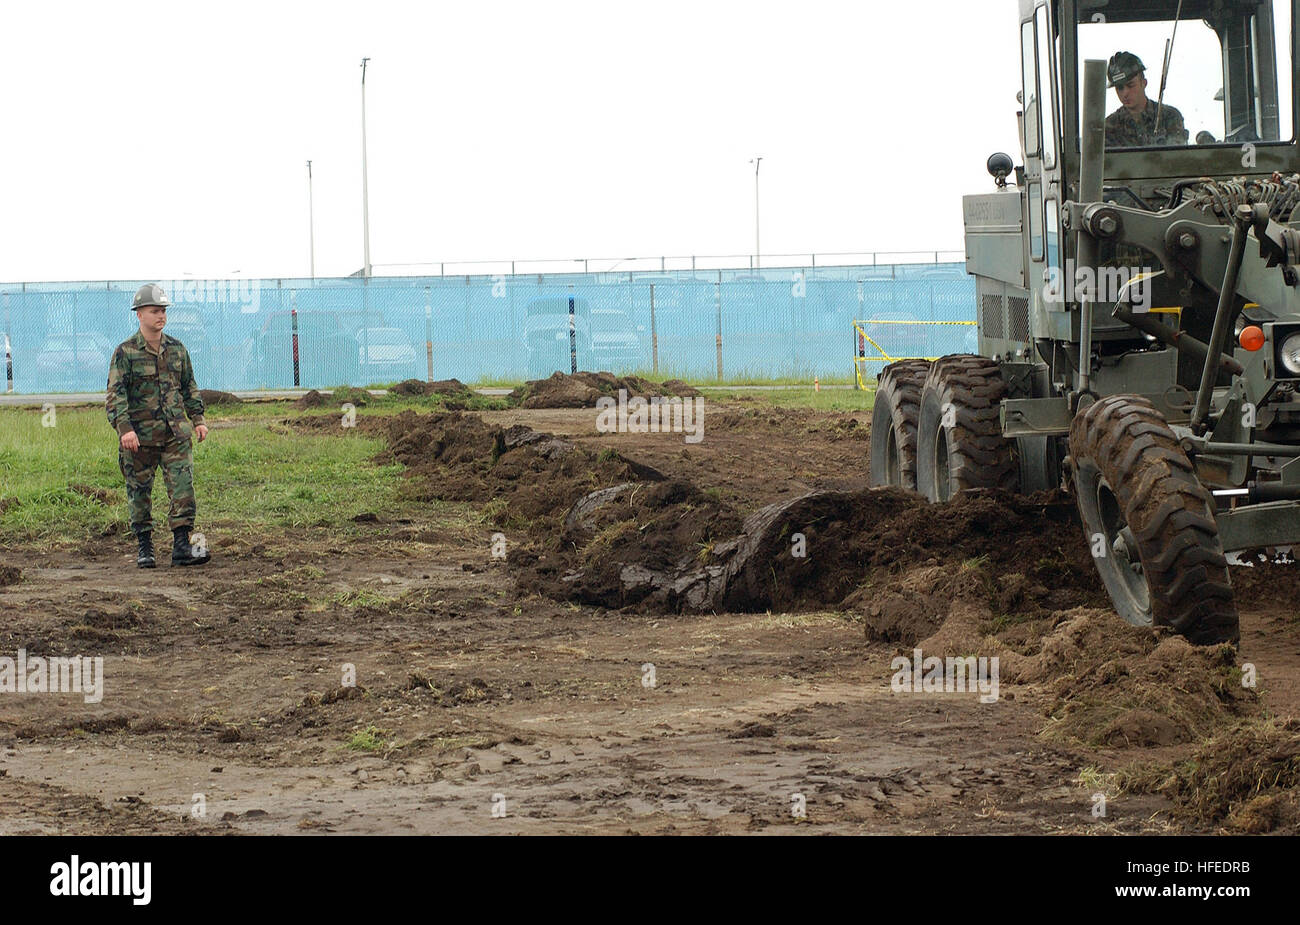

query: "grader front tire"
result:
(1068, 394), (1240, 645)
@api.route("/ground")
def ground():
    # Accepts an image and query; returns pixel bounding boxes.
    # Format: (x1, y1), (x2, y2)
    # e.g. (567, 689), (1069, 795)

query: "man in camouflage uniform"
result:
(1104, 51), (1188, 148)
(106, 283), (211, 568)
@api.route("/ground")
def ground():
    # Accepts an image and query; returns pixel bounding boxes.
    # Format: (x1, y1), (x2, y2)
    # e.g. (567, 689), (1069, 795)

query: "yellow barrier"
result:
(852, 319), (978, 390)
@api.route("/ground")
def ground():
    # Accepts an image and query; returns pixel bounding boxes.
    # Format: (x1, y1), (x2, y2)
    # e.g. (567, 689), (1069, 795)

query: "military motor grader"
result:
(870, 0), (1300, 644)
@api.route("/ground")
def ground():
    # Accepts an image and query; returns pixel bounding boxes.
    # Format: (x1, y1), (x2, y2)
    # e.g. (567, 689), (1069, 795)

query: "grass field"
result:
(0, 403), (404, 544)
(468, 370), (861, 389)
(0, 384), (872, 546)
(697, 385), (874, 413)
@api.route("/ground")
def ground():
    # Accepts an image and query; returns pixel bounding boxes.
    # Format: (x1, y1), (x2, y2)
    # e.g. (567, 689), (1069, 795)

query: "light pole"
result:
(307, 160), (316, 279)
(360, 57), (372, 278)
(749, 156), (763, 269)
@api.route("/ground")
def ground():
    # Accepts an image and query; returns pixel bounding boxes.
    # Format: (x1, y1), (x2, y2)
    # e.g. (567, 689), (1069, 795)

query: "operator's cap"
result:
(1107, 51), (1146, 88)
(131, 283), (170, 311)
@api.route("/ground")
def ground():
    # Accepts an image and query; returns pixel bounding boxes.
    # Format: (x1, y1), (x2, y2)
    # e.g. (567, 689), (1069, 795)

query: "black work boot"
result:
(135, 529), (156, 569)
(171, 527), (211, 567)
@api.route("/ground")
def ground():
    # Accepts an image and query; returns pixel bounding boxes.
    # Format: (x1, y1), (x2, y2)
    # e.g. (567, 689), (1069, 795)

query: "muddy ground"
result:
(2, 391), (1298, 834)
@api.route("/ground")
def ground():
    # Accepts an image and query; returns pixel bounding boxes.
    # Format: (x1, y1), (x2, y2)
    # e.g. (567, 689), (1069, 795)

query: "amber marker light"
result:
(1240, 325), (1266, 351)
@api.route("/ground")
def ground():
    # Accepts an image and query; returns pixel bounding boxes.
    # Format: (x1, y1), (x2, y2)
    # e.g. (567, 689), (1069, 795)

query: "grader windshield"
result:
(1073, 0), (1294, 149)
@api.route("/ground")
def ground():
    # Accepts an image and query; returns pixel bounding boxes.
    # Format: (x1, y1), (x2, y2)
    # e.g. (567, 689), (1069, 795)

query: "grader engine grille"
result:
(1008, 295), (1030, 343)
(981, 292), (1005, 339)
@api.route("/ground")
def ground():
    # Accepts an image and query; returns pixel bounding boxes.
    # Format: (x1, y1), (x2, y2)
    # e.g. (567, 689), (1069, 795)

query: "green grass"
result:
(192, 390), (508, 421)
(698, 386), (875, 413)
(467, 370), (861, 389)
(344, 725), (392, 752)
(627, 367), (859, 387)
(328, 588), (399, 609)
(0, 379), (871, 545)
(0, 404), (405, 543)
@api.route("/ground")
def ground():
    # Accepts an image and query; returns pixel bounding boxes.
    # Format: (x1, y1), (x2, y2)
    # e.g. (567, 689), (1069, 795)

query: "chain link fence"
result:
(1, 263), (975, 393)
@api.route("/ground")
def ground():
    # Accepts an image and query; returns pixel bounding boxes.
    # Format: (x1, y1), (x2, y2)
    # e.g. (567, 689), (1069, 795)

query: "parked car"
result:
(243, 311), (358, 388)
(588, 307), (641, 370)
(356, 327), (418, 382)
(523, 297), (642, 378)
(33, 332), (115, 389)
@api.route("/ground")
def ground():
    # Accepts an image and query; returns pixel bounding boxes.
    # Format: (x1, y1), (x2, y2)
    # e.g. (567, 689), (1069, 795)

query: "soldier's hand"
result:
(195, 424), (209, 443)
(120, 431), (140, 452)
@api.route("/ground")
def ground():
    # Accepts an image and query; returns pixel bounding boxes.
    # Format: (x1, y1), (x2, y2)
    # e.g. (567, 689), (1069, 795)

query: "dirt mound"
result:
(895, 580), (1258, 749)
(1024, 616), (1253, 747)
(1119, 719), (1300, 831)
(521, 478), (742, 609)
(1228, 553), (1300, 608)
(333, 386), (370, 406)
(519, 481), (1106, 615)
(295, 390), (328, 409)
(848, 489), (1104, 626)
(378, 411), (665, 533)
(379, 406), (1099, 617)
(389, 378), (474, 399)
(69, 484), (115, 505)
(199, 389), (242, 405)
(0, 564), (20, 587)
(850, 565), (978, 644)
(659, 379), (700, 397)
(405, 673), (496, 705)
(508, 371), (700, 409)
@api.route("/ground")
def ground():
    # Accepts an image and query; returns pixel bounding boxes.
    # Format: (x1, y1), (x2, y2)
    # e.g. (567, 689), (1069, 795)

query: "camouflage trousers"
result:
(119, 437), (196, 533)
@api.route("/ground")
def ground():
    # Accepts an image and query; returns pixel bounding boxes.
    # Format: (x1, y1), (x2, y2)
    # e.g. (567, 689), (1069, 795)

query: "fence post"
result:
(714, 274), (723, 381)
(291, 292), (300, 388)
(649, 283), (658, 375)
(425, 286), (434, 382)
(568, 290), (578, 374)
(855, 285), (867, 391)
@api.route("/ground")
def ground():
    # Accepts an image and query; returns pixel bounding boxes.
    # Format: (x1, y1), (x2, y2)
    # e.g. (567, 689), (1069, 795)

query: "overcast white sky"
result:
(1, 0), (1022, 282)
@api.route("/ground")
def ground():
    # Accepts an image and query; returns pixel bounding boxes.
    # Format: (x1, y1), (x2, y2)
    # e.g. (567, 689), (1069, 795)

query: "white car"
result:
(356, 328), (418, 378)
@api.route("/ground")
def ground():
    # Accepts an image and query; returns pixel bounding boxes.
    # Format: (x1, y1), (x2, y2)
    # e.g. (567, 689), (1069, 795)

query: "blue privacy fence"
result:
(0, 264), (975, 393)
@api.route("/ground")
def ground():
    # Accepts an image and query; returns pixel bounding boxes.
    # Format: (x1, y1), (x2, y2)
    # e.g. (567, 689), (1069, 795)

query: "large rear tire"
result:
(869, 359), (931, 490)
(1068, 394), (1239, 645)
(915, 355), (1018, 502)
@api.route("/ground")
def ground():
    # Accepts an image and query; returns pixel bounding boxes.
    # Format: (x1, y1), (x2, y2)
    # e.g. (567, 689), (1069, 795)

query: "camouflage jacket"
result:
(105, 331), (205, 444)
(1105, 99), (1188, 148)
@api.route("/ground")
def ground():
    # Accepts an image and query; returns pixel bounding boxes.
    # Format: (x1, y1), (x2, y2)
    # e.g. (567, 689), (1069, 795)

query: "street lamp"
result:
(749, 156), (763, 270)
(307, 159), (316, 279)
(360, 57), (372, 279)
